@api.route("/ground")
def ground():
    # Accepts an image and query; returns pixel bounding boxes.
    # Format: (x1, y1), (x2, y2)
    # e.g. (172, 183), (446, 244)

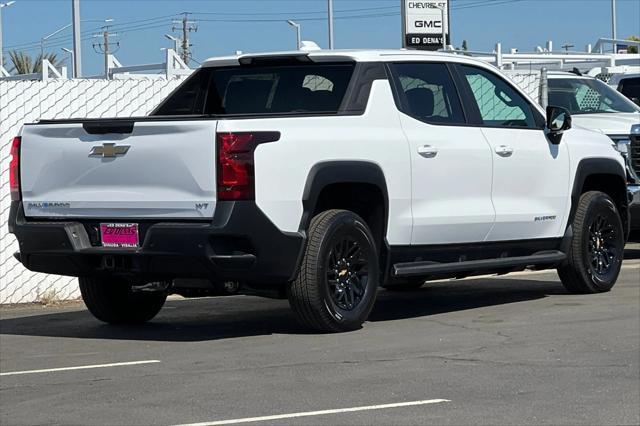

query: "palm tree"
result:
(627, 36), (639, 54)
(8, 50), (62, 74)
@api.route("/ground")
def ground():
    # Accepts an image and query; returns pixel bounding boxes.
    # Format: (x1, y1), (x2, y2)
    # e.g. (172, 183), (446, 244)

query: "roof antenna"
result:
(570, 67), (582, 76)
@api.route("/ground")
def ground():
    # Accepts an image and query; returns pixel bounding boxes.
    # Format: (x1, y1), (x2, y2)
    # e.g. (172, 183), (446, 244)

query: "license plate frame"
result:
(100, 223), (139, 248)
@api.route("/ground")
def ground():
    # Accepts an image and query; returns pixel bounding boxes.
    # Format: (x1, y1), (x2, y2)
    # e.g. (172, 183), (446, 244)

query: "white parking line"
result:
(0, 360), (161, 376)
(176, 399), (450, 426)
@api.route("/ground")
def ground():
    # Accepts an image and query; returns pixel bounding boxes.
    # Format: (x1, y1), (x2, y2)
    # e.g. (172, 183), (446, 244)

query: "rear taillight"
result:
(9, 136), (21, 201)
(216, 132), (280, 201)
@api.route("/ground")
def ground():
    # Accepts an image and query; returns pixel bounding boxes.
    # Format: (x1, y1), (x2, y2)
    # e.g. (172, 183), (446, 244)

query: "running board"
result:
(392, 250), (566, 277)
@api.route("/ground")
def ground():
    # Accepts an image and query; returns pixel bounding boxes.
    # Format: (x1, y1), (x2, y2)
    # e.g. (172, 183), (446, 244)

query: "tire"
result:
(79, 276), (167, 324)
(558, 191), (625, 294)
(288, 209), (379, 332)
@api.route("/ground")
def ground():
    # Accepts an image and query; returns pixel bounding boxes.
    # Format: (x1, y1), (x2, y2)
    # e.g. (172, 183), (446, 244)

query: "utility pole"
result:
(327, 0), (334, 49)
(43, 19), (112, 60)
(561, 43), (574, 52)
(172, 12), (196, 64)
(93, 24), (118, 78)
(611, 0), (617, 53)
(72, 0), (81, 77)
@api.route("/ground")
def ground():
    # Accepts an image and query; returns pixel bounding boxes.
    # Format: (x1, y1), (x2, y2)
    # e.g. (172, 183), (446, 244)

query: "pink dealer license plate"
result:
(100, 223), (139, 248)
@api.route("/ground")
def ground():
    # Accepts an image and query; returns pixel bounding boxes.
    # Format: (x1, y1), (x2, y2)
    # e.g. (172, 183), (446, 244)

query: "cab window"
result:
(152, 63), (355, 116)
(458, 65), (538, 128)
(389, 62), (466, 125)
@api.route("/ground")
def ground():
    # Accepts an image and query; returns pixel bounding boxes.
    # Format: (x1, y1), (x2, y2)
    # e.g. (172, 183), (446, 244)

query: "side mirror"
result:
(546, 105), (572, 144)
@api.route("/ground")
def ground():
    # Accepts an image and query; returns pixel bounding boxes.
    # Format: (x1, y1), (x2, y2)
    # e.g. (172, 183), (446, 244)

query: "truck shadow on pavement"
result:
(624, 247), (640, 260)
(0, 278), (568, 342)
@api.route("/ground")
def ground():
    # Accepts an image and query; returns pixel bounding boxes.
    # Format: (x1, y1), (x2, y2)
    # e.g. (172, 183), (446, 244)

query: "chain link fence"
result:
(0, 78), (183, 304)
(501, 69), (548, 106)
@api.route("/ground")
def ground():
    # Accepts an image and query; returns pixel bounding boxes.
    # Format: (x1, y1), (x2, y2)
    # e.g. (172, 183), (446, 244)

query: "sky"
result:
(1, 0), (639, 76)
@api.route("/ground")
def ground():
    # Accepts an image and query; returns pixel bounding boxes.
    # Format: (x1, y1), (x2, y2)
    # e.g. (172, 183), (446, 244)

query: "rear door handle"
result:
(417, 145), (438, 158)
(495, 145), (514, 157)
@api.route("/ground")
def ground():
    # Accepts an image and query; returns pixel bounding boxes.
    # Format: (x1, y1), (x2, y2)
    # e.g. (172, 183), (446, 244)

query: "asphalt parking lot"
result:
(1, 245), (639, 426)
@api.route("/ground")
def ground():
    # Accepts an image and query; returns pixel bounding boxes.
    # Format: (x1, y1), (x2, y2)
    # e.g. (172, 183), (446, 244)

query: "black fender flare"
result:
(569, 157), (629, 235)
(299, 161), (389, 233)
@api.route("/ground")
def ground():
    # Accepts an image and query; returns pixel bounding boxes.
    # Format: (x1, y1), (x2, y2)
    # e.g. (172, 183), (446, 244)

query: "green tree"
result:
(8, 50), (62, 74)
(626, 36), (639, 54)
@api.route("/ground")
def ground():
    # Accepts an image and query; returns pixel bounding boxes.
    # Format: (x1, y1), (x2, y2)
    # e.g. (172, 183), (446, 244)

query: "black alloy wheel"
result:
(326, 237), (370, 311)
(587, 213), (620, 281)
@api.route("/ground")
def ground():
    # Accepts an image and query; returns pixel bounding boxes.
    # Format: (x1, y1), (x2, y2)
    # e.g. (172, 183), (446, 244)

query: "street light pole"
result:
(0, 1), (16, 71)
(327, 0), (334, 49)
(436, 5), (446, 51)
(41, 23), (72, 59)
(164, 34), (180, 52)
(72, 0), (81, 78)
(61, 47), (73, 77)
(611, 0), (617, 53)
(287, 20), (301, 50)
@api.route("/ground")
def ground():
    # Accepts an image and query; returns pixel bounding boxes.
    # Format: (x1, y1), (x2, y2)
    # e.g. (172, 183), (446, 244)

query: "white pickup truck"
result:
(8, 50), (629, 332)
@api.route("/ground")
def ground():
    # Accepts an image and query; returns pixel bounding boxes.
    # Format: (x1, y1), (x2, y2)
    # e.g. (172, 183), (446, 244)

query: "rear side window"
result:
(153, 63), (355, 116)
(389, 63), (466, 125)
(152, 69), (210, 115)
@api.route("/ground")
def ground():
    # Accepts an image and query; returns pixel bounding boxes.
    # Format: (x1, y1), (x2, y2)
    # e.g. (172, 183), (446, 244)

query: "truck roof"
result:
(201, 49), (498, 69)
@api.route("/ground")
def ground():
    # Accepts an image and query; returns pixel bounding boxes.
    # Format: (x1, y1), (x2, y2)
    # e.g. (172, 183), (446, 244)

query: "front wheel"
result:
(558, 191), (625, 294)
(79, 276), (167, 324)
(288, 209), (379, 332)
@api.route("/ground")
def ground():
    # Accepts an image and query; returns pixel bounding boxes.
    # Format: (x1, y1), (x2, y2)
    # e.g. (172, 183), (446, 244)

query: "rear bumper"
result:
(629, 184), (640, 231)
(8, 201), (305, 284)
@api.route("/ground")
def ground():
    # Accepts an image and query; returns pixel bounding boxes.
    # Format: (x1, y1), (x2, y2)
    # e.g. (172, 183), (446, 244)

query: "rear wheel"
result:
(558, 191), (624, 294)
(79, 276), (167, 324)
(288, 209), (379, 332)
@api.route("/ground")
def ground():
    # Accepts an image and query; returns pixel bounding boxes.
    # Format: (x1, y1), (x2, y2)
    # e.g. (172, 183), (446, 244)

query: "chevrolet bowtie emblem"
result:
(89, 143), (130, 158)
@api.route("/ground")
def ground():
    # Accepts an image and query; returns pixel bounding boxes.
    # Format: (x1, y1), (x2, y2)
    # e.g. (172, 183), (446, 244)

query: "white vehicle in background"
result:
(587, 65), (640, 106)
(546, 71), (640, 233)
(609, 73), (640, 106)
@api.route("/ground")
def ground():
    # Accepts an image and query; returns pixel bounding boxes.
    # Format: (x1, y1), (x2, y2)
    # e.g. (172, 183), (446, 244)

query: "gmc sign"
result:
(403, 0), (449, 51)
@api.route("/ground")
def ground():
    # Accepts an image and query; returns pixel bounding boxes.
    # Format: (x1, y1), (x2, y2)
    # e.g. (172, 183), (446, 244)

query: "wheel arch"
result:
(300, 161), (390, 266)
(570, 158), (629, 239)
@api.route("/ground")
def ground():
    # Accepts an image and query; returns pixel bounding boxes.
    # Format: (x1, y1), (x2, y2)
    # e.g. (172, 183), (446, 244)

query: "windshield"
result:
(618, 77), (640, 106)
(152, 63), (355, 116)
(547, 77), (640, 114)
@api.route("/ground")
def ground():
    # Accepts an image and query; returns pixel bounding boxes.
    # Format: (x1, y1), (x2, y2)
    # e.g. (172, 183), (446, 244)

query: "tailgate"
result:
(20, 119), (218, 219)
